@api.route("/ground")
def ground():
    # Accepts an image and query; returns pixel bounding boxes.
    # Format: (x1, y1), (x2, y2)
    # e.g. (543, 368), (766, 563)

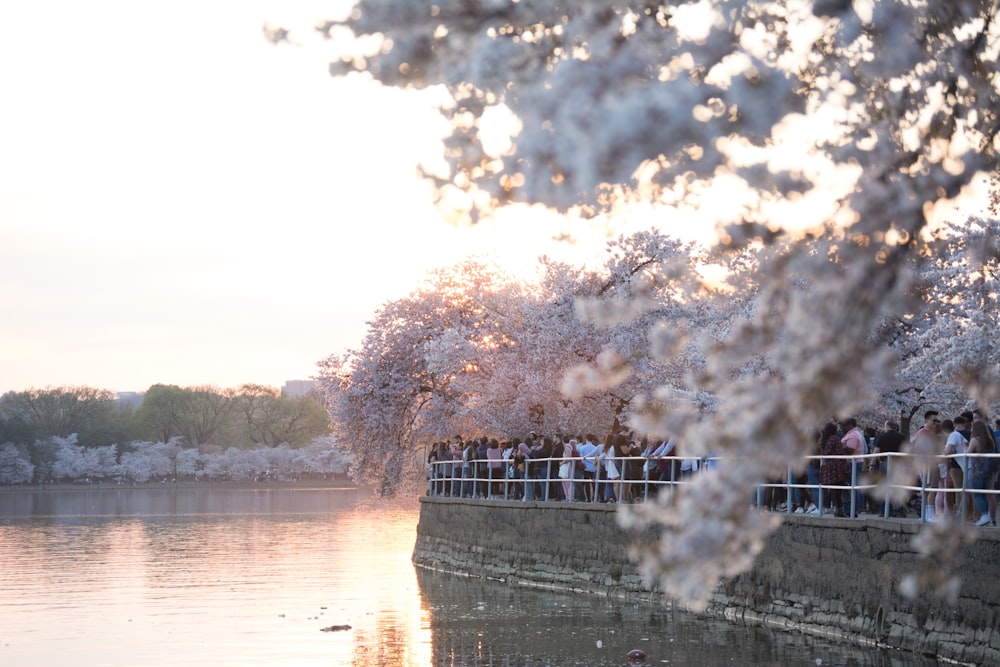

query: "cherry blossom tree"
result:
(119, 440), (178, 483)
(0, 435), (350, 485)
(299, 436), (353, 476)
(0, 443), (33, 485)
(49, 436), (119, 482)
(911, 217), (1000, 408)
(863, 216), (1000, 436)
(317, 259), (528, 492)
(292, 0), (1000, 608)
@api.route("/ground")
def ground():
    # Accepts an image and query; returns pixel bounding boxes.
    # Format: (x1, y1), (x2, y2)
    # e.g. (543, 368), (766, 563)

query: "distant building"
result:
(115, 391), (145, 410)
(282, 380), (317, 398)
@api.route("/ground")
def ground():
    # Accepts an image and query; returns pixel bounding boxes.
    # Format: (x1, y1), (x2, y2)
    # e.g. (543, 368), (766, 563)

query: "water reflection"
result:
(0, 488), (940, 666)
(415, 561), (938, 667)
(0, 487), (425, 667)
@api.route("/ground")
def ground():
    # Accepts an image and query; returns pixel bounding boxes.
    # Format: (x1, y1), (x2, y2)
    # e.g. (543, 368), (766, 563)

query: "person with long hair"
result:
(973, 408), (999, 524)
(818, 421), (850, 517)
(967, 420), (997, 526)
(601, 434), (620, 503)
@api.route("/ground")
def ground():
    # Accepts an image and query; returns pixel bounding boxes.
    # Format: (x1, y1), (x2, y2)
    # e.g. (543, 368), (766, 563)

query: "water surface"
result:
(0, 486), (937, 666)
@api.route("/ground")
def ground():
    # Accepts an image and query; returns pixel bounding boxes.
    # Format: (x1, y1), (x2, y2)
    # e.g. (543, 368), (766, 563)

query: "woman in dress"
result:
(818, 422), (850, 517)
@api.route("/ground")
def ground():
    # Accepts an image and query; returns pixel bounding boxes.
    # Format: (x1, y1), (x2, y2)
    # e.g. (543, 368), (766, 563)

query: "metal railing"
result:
(425, 451), (1000, 524)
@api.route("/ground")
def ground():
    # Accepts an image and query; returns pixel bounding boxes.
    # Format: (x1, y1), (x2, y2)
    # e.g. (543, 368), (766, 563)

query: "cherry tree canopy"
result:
(297, 0), (1000, 610)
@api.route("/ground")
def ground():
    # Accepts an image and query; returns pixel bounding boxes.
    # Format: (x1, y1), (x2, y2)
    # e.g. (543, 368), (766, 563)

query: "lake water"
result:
(0, 486), (937, 666)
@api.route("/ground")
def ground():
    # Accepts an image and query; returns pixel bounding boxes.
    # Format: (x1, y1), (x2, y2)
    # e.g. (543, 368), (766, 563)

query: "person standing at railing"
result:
(557, 437), (577, 502)
(508, 442), (527, 500)
(460, 437), (478, 498)
(475, 437), (491, 499)
(943, 417), (970, 520)
(486, 438), (504, 499)
(839, 418), (866, 518)
(541, 436), (562, 501)
(641, 437), (669, 498)
(622, 436), (643, 502)
(590, 435), (608, 502)
(576, 435), (599, 502)
(819, 421), (851, 517)
(450, 440), (464, 497)
(654, 436), (679, 487)
(524, 437), (552, 501)
(912, 410), (943, 523)
(872, 421), (906, 517)
(601, 434), (622, 503)
(519, 438), (536, 501)
(426, 443), (437, 495)
(967, 419), (997, 526)
(972, 408), (998, 524)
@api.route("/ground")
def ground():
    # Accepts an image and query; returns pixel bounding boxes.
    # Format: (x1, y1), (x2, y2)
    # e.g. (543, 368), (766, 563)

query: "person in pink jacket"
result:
(839, 417), (866, 518)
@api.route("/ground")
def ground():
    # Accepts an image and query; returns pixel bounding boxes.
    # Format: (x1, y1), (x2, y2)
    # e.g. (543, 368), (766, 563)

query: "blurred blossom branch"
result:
(297, 0), (1000, 610)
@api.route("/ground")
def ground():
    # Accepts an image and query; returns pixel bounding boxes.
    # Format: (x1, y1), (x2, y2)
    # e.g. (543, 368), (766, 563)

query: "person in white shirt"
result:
(944, 416), (969, 520)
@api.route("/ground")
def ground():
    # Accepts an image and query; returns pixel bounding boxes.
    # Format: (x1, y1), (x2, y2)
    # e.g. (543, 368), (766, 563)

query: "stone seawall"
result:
(412, 497), (1000, 665)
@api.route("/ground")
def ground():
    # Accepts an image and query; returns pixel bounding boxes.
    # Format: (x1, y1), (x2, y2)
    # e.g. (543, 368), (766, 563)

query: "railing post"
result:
(919, 466), (928, 523)
(817, 452), (824, 514)
(786, 464), (793, 515)
(643, 463), (650, 502)
(849, 462), (857, 518)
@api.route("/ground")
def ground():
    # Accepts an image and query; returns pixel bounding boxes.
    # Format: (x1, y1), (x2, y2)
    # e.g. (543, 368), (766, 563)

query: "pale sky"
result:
(0, 1), (611, 396)
(5, 3), (987, 398)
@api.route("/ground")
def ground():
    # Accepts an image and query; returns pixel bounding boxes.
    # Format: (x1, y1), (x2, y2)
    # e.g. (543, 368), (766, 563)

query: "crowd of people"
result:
(425, 409), (1000, 527)
(777, 409), (1000, 525)
(426, 432), (701, 504)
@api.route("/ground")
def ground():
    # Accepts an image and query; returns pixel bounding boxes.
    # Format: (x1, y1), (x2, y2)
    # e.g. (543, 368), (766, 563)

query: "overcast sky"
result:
(0, 1), (610, 395)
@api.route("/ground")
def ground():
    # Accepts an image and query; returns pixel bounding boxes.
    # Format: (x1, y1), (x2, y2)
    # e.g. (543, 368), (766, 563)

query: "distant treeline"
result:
(0, 385), (343, 485)
(0, 435), (351, 486)
(0, 384), (330, 448)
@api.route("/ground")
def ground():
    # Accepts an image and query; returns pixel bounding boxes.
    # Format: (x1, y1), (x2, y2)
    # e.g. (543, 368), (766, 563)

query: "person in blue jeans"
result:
(968, 420), (997, 526)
